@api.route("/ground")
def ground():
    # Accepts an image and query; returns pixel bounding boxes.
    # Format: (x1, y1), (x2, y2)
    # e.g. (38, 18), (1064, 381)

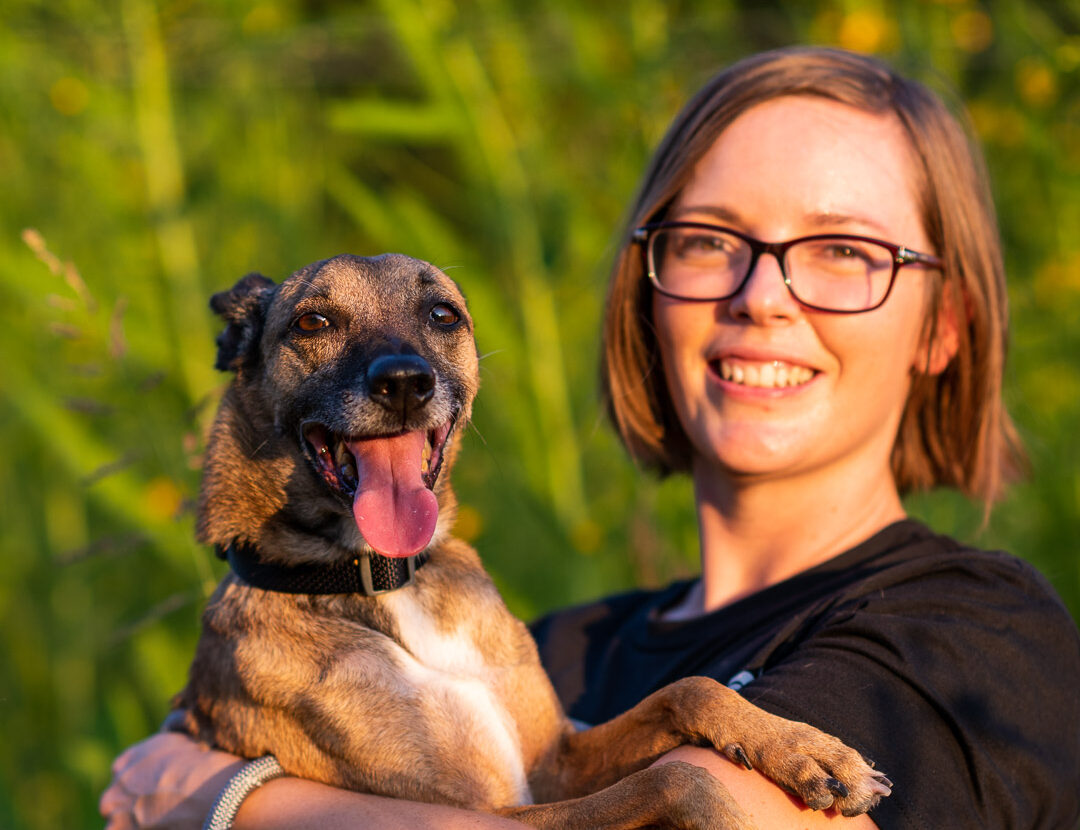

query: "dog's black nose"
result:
(367, 354), (436, 418)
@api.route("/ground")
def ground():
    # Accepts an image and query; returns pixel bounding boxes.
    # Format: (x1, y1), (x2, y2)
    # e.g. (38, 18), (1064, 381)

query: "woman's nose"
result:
(726, 251), (801, 323)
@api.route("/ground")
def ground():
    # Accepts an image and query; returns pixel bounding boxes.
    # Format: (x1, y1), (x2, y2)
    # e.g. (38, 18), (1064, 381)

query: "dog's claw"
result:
(873, 773), (893, 790)
(725, 743), (753, 770)
(825, 777), (849, 798)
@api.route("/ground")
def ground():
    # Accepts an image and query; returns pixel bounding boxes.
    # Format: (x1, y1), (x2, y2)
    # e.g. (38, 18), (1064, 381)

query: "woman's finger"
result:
(99, 782), (127, 813)
(103, 811), (136, 830)
(111, 732), (176, 776)
(99, 782), (134, 828)
(112, 743), (139, 774)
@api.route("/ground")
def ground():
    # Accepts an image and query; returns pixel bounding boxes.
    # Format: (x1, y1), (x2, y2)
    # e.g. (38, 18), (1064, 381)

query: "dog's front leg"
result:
(531, 676), (889, 817)
(498, 761), (755, 830)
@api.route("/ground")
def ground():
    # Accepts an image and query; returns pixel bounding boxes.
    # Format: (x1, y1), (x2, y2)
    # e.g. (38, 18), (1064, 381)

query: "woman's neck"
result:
(672, 456), (906, 617)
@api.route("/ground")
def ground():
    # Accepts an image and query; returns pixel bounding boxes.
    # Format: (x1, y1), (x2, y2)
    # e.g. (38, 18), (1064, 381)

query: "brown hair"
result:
(601, 46), (1025, 509)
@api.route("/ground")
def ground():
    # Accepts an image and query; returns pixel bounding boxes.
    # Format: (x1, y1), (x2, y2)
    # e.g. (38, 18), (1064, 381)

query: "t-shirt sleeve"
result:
(737, 553), (1080, 830)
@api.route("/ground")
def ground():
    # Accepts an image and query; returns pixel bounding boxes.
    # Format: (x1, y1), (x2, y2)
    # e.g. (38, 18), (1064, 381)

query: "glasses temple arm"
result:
(896, 246), (943, 268)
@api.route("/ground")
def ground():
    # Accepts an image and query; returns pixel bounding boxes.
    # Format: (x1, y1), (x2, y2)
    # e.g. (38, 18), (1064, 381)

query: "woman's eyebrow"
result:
(804, 210), (892, 237)
(672, 206), (894, 238)
(670, 205), (743, 224)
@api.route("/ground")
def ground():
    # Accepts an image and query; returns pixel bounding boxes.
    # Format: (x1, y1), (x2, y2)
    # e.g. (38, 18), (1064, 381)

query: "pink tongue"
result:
(347, 431), (438, 558)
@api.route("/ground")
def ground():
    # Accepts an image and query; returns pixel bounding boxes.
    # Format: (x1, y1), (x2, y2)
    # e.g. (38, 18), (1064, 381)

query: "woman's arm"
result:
(102, 733), (887, 829)
(233, 778), (530, 830)
(100, 732), (529, 830)
(653, 747), (880, 829)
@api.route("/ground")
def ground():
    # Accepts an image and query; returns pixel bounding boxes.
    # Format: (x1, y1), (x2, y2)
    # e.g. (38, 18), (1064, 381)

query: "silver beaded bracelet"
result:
(203, 755), (286, 830)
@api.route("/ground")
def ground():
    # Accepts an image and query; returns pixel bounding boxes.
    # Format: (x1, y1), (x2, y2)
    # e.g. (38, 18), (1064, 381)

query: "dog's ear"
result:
(210, 273), (276, 372)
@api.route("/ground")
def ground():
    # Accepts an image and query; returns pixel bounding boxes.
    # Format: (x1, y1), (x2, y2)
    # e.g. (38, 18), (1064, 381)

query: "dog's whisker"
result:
(248, 438), (270, 459)
(585, 409), (608, 443)
(466, 419), (488, 447)
(477, 350), (504, 361)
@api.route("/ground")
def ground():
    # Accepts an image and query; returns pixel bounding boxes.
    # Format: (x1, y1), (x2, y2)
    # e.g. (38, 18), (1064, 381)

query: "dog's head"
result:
(198, 254), (479, 562)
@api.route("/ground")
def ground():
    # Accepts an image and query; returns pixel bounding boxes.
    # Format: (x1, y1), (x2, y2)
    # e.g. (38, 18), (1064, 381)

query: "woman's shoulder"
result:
(839, 520), (1077, 630)
(797, 520), (1080, 685)
(746, 522), (1080, 830)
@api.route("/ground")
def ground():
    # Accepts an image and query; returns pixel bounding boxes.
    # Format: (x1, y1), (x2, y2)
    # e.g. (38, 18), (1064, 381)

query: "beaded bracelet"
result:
(203, 755), (286, 830)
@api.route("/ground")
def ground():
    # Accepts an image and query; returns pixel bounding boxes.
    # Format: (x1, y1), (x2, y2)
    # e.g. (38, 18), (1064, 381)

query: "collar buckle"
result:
(356, 553), (419, 595)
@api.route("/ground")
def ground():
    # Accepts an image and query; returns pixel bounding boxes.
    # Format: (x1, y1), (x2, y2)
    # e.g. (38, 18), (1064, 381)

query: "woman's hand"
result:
(99, 731), (245, 830)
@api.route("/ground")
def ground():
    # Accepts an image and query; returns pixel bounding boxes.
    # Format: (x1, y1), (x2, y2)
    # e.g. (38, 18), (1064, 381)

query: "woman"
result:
(101, 47), (1080, 829)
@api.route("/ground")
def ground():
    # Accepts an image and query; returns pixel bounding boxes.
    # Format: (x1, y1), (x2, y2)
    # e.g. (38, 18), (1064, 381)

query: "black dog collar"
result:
(217, 542), (427, 596)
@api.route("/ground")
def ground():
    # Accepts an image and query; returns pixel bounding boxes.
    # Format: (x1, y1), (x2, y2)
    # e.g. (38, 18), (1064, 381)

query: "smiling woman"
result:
(537, 46), (1080, 829)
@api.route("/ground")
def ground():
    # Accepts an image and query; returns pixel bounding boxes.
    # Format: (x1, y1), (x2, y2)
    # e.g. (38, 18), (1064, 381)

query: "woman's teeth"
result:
(717, 359), (814, 388)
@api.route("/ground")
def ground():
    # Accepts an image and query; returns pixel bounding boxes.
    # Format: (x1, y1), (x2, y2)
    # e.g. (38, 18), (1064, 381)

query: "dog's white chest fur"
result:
(380, 590), (533, 806)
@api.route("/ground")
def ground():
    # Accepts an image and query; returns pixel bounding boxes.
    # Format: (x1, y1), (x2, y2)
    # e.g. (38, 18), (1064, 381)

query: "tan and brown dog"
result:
(174, 254), (891, 829)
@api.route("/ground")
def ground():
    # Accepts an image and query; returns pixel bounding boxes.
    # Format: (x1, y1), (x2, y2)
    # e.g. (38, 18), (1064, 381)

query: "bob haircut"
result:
(602, 46), (1025, 510)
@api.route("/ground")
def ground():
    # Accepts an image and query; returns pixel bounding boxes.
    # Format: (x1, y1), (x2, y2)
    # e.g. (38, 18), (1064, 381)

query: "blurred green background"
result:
(1, 0), (1077, 826)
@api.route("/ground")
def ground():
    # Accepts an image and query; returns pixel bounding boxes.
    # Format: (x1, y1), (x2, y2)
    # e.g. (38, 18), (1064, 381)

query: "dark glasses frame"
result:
(632, 221), (943, 313)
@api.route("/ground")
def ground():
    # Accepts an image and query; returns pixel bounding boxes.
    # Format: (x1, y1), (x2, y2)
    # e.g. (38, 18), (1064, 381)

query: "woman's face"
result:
(653, 95), (939, 488)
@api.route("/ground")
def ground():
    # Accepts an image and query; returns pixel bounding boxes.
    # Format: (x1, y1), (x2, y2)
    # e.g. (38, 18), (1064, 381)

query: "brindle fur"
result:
(174, 254), (889, 829)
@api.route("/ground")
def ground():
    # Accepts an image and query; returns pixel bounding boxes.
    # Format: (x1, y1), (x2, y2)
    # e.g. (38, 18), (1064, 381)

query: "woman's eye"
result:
(673, 233), (732, 260)
(295, 313), (330, 332)
(429, 303), (460, 327)
(683, 234), (723, 251)
(823, 243), (874, 263)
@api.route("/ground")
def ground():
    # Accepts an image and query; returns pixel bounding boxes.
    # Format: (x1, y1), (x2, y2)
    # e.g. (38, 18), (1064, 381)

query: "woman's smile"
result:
(706, 346), (821, 395)
(712, 359), (816, 390)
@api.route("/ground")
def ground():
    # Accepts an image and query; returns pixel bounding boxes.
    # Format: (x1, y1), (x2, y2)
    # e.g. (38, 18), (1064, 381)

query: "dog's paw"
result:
(721, 720), (891, 816)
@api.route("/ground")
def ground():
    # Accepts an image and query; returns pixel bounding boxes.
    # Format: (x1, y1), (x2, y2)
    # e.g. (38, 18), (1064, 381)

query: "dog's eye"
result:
(429, 304), (460, 327)
(295, 313), (330, 332)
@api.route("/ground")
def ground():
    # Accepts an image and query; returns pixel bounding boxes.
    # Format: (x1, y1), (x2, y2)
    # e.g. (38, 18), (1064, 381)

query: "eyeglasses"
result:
(633, 221), (943, 313)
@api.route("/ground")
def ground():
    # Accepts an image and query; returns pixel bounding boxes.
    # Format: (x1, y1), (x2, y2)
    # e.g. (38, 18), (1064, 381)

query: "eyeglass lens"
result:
(650, 226), (896, 312)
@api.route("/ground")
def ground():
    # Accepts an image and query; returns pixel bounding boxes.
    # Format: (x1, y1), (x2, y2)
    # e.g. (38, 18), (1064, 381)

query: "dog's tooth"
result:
(334, 442), (355, 470)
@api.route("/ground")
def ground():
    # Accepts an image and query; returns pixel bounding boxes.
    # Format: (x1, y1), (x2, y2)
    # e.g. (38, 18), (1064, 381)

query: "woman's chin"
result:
(692, 435), (819, 483)
(683, 414), (817, 474)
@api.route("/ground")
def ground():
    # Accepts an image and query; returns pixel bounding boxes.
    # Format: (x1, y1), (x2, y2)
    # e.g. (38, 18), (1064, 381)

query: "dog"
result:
(173, 254), (891, 829)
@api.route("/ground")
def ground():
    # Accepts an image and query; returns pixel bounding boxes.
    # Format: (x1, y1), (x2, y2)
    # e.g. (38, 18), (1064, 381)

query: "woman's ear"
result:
(914, 284), (961, 376)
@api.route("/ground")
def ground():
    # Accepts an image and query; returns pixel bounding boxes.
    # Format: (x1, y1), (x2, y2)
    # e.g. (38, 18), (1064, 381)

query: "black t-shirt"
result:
(530, 520), (1080, 829)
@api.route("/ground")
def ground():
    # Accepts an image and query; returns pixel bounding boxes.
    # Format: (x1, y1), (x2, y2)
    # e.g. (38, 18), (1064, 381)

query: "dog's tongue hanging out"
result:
(347, 432), (438, 558)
